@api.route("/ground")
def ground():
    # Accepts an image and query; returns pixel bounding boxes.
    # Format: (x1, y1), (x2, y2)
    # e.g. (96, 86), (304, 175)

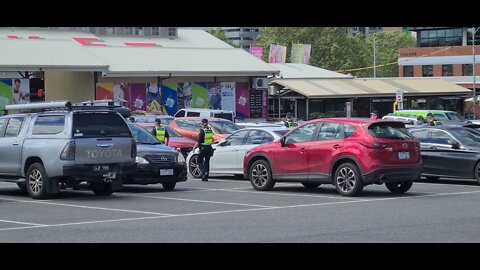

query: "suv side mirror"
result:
(280, 137), (286, 147)
(448, 139), (461, 149)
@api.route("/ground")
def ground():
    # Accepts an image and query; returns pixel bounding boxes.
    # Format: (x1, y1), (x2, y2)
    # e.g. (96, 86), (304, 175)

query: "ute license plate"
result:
(160, 169), (174, 176)
(398, 152), (410, 160)
(93, 165), (109, 172)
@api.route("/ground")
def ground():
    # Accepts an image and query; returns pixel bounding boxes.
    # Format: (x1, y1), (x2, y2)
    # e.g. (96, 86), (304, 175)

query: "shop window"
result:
(442, 65), (453, 76)
(463, 64), (473, 76)
(403, 66), (414, 77)
(422, 65), (433, 77)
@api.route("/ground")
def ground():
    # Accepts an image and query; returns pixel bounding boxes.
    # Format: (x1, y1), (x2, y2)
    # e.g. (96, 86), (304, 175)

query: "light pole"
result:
(471, 27), (479, 119)
(373, 36), (376, 78)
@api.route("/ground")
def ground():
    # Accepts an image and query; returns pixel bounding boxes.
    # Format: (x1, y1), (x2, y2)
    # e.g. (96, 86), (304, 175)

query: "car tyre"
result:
(162, 182), (176, 191)
(385, 181), (413, 194)
(26, 163), (50, 200)
(249, 159), (275, 191)
(189, 155), (202, 179)
(301, 182), (321, 188)
(91, 182), (114, 196)
(333, 163), (363, 196)
(474, 162), (480, 185)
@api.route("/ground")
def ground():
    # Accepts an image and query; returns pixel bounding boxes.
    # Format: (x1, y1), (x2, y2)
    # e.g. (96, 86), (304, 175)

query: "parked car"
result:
(169, 117), (241, 144)
(394, 110), (464, 122)
(409, 125), (480, 184)
(132, 113), (174, 126)
(187, 127), (289, 178)
(382, 115), (418, 127)
(243, 118), (422, 196)
(174, 108), (235, 122)
(136, 123), (196, 158)
(0, 101), (136, 199)
(125, 123), (187, 190)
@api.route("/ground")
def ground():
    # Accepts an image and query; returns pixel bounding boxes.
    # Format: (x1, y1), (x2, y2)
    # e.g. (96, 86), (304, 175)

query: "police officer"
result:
(193, 118), (214, 181)
(152, 118), (170, 145)
(426, 113), (442, 126)
(285, 112), (299, 129)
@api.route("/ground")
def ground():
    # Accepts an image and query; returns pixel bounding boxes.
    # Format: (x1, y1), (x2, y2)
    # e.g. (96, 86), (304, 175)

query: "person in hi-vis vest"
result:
(193, 118), (214, 182)
(151, 118), (170, 145)
(285, 112), (299, 129)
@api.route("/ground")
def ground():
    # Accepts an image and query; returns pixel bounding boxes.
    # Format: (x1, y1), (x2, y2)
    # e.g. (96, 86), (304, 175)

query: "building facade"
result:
(221, 27), (260, 50)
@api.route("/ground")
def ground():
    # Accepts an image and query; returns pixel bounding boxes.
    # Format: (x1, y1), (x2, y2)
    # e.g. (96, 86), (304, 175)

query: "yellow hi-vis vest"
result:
(287, 120), (299, 129)
(202, 127), (213, 145)
(155, 126), (166, 142)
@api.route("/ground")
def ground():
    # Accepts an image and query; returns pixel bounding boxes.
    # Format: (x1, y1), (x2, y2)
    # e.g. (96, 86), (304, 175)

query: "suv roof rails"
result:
(72, 99), (131, 118)
(5, 101), (72, 114)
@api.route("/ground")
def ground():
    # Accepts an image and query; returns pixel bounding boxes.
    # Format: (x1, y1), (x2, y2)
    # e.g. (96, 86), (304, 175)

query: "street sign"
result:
(396, 89), (403, 102)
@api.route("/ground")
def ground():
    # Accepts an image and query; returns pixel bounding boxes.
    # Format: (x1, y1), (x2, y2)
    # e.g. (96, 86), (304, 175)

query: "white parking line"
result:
(0, 197), (174, 216)
(3, 189), (480, 232)
(0, 219), (45, 226)
(122, 194), (274, 208)
(414, 181), (480, 188)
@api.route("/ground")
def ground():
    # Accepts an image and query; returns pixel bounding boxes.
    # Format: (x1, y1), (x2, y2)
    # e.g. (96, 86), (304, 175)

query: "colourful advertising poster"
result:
(29, 78), (45, 102)
(95, 83), (114, 100)
(304, 44), (311, 64)
(207, 82), (221, 110)
(146, 82), (163, 113)
(0, 80), (13, 111)
(220, 82), (235, 112)
(278, 45), (287, 63)
(177, 82), (191, 109)
(268, 44), (278, 63)
(114, 83), (131, 108)
(192, 82), (208, 108)
(262, 90), (268, 118)
(130, 83), (147, 111)
(235, 82), (250, 118)
(162, 82), (178, 116)
(249, 46), (263, 60)
(290, 43), (305, 64)
(12, 78), (30, 104)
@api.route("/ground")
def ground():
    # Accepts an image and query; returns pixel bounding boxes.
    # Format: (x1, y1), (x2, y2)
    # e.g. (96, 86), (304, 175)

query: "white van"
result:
(174, 108), (235, 122)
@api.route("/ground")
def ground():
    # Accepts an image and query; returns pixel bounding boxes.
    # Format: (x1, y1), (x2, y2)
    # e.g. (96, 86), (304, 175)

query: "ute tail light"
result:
(361, 141), (393, 152)
(60, 140), (76, 160)
(131, 139), (137, 158)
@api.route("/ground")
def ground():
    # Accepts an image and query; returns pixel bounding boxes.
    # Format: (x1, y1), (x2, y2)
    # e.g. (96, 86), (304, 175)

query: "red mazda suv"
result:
(243, 118), (422, 196)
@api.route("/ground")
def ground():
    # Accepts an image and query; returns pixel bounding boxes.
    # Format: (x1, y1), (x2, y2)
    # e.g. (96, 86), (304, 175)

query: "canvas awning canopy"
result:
(0, 38), (109, 72)
(271, 78), (471, 99)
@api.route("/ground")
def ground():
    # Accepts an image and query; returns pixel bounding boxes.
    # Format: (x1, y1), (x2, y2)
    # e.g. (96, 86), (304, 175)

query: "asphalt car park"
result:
(1, 175), (480, 242)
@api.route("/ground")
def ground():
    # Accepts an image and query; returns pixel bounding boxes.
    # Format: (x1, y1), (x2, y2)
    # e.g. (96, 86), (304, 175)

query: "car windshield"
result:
(450, 128), (480, 147)
(129, 124), (161, 144)
(445, 112), (464, 121)
(209, 121), (241, 134)
(368, 122), (414, 140)
(273, 130), (289, 137)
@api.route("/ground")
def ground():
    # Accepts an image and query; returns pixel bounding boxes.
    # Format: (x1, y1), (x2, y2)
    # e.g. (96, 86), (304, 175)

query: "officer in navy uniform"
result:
(193, 118), (214, 181)
(284, 112), (299, 129)
(152, 118), (170, 145)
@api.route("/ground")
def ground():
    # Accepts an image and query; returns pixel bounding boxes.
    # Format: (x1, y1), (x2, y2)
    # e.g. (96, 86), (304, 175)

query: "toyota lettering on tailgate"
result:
(86, 149), (123, 158)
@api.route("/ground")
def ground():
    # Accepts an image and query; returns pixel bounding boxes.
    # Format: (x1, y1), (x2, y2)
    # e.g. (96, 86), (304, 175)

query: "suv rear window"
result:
(32, 116), (65, 135)
(73, 112), (131, 138)
(213, 113), (234, 122)
(368, 122), (413, 140)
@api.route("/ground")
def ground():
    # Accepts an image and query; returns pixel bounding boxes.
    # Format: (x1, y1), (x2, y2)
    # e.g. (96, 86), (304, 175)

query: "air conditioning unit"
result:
(251, 77), (269, 89)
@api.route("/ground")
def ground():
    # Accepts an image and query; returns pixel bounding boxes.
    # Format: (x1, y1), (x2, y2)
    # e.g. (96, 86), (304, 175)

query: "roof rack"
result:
(71, 99), (131, 118)
(5, 101), (72, 113)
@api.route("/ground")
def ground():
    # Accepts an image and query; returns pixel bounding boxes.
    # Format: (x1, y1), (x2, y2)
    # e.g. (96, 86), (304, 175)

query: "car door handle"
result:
(299, 148), (306, 152)
(333, 144), (342, 149)
(12, 142), (19, 146)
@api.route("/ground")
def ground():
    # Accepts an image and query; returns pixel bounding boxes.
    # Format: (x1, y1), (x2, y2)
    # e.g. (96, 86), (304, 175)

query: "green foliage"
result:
(254, 28), (416, 78)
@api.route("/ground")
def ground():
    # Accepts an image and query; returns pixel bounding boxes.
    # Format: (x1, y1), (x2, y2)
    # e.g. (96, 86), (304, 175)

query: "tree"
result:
(208, 28), (238, 48)
(254, 27), (416, 78)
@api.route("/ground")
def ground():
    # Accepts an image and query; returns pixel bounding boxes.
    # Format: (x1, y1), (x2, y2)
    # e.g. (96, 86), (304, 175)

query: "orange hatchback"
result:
(169, 117), (241, 144)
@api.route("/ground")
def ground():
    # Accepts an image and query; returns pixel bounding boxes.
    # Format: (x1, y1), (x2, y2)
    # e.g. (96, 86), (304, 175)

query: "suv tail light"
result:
(60, 140), (76, 160)
(361, 141), (393, 152)
(131, 139), (137, 158)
